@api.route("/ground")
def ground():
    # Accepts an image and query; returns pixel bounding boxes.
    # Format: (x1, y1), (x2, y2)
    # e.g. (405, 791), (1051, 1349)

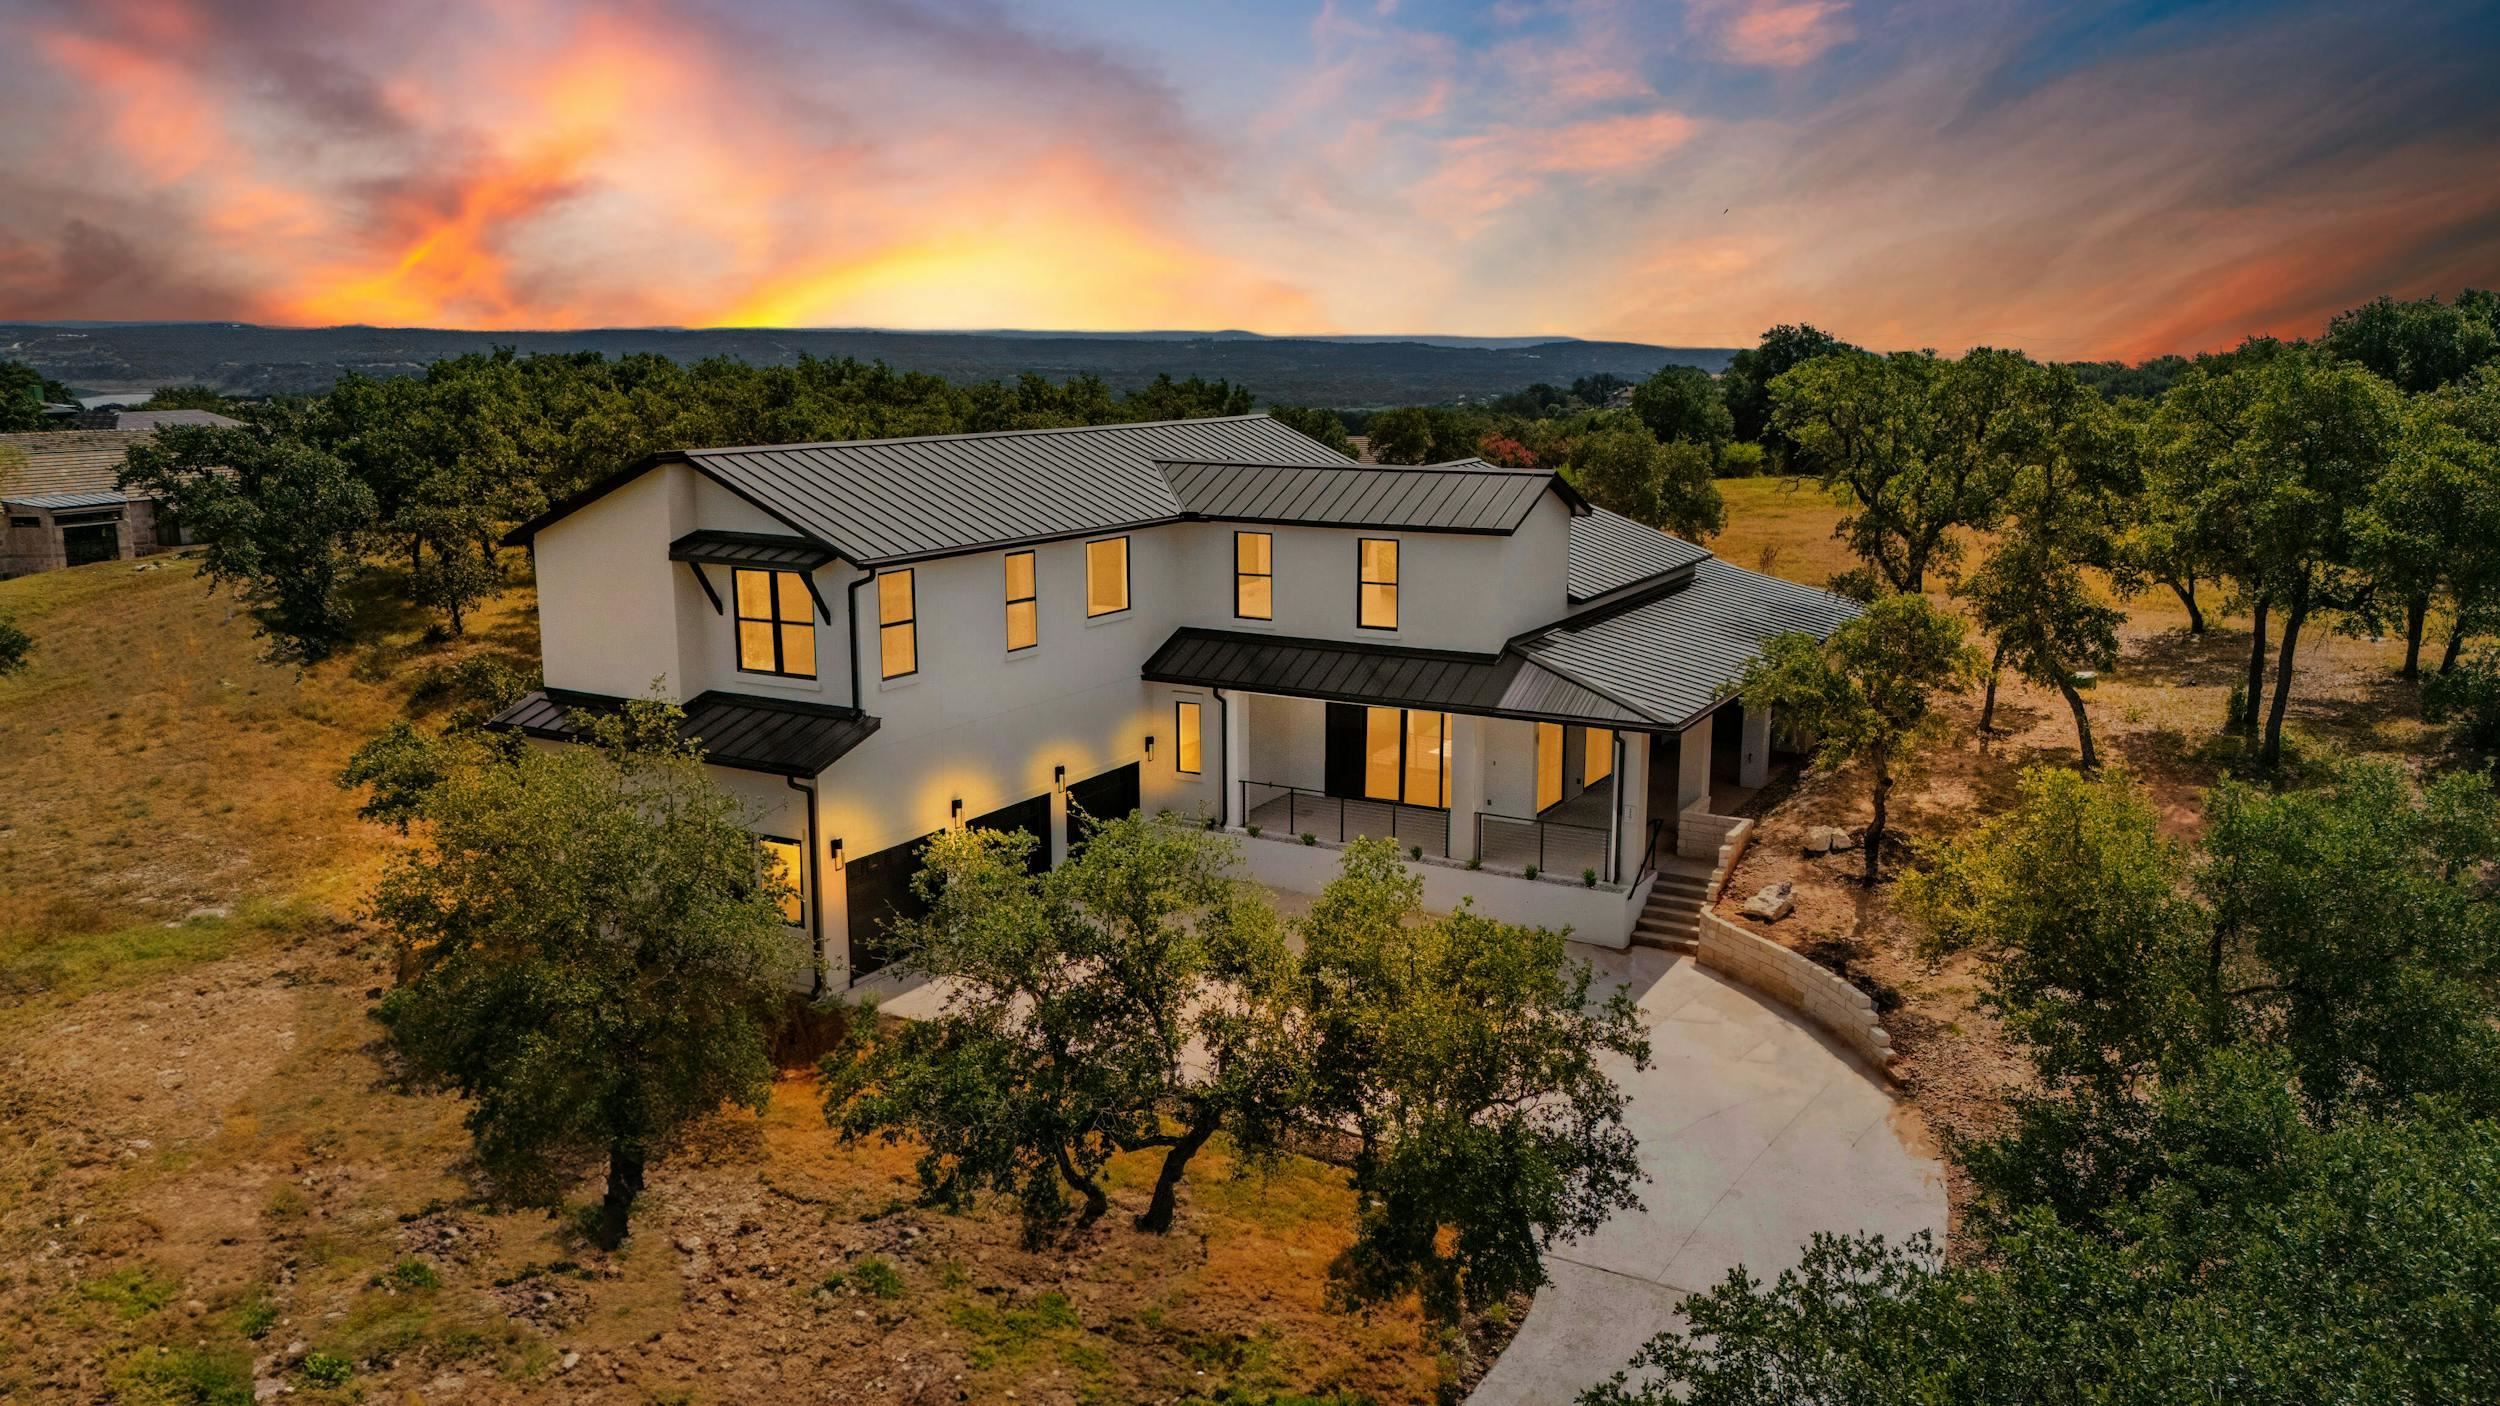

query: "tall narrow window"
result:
(1175, 700), (1203, 774)
(1584, 727), (1614, 786)
(1234, 531), (1272, 620)
(1004, 551), (1038, 651)
(1358, 538), (1399, 630)
(877, 568), (917, 679)
(1364, 707), (1402, 801)
(734, 568), (817, 679)
(1086, 536), (1130, 617)
(758, 835), (804, 926)
(1536, 722), (1565, 812)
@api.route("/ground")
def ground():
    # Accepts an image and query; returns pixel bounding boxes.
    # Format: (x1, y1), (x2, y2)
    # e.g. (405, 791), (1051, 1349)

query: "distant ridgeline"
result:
(0, 323), (1737, 408)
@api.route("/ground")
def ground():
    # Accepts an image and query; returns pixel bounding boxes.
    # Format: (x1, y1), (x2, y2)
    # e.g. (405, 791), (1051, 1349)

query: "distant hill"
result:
(0, 323), (1736, 409)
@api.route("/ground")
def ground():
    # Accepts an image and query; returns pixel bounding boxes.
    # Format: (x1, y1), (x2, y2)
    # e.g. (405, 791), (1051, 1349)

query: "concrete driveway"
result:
(1467, 947), (1947, 1406)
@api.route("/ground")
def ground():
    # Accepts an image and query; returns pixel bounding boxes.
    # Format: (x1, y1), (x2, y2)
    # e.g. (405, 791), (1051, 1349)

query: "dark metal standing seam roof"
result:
(681, 415), (1351, 566)
(1142, 629), (1651, 727)
(487, 689), (882, 778)
(1566, 507), (1712, 601)
(667, 530), (840, 572)
(1516, 558), (1862, 729)
(1156, 458), (1558, 533)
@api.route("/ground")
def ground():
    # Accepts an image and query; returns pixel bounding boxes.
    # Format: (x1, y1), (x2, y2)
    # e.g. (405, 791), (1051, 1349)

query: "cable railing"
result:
(1237, 779), (1451, 858)
(1476, 810), (1611, 881)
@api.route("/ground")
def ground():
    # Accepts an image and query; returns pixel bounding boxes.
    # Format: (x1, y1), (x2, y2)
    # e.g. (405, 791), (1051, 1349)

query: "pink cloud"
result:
(1690, 0), (1852, 68)
(1417, 109), (1698, 227)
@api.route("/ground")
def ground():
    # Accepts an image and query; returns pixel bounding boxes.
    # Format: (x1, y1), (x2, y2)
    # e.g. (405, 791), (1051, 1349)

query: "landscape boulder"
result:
(1739, 881), (1795, 923)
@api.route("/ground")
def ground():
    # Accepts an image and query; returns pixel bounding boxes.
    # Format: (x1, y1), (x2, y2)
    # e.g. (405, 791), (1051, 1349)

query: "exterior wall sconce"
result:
(950, 797), (964, 827)
(829, 837), (845, 869)
(1144, 734), (1156, 759)
(1054, 764), (1066, 792)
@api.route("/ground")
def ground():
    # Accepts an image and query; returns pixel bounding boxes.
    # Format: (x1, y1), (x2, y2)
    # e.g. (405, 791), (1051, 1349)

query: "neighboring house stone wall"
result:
(1695, 908), (1893, 1072)
(0, 498), (175, 578)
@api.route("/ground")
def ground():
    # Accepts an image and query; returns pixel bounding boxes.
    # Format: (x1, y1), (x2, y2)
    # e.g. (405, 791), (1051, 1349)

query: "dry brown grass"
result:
(0, 554), (1464, 1404)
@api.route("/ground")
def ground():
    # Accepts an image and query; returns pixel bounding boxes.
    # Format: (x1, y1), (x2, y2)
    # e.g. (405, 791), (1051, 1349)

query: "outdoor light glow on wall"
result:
(1144, 734), (1156, 758)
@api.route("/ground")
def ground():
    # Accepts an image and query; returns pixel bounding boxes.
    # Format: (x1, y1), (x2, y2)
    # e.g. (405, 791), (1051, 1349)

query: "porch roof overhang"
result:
(1140, 627), (1653, 729)
(667, 529), (840, 572)
(486, 688), (881, 778)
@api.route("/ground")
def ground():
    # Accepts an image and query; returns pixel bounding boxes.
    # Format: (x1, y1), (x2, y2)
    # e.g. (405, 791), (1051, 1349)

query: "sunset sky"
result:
(2, 0), (2494, 360)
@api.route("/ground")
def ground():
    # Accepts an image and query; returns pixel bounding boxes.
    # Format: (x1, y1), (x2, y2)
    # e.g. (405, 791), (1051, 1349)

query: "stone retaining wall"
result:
(1695, 908), (1893, 1073)
(1678, 804), (1746, 860)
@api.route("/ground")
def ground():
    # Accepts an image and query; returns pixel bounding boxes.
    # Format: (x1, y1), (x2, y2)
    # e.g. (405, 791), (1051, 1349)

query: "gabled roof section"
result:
(1516, 558), (1861, 729)
(1156, 457), (1578, 534)
(1567, 507), (1711, 602)
(488, 688), (881, 778)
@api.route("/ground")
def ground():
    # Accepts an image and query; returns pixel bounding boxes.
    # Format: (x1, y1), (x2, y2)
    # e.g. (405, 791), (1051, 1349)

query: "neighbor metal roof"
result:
(1516, 558), (1862, 729)
(668, 530), (840, 572)
(1566, 507), (1711, 602)
(8, 490), (129, 511)
(1157, 458), (1573, 533)
(1141, 628), (1651, 727)
(488, 688), (882, 778)
(674, 415), (1348, 565)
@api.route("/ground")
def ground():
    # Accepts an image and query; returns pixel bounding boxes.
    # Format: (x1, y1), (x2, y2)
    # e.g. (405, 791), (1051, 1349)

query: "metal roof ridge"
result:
(1497, 645), (1669, 727)
(679, 412), (1283, 459)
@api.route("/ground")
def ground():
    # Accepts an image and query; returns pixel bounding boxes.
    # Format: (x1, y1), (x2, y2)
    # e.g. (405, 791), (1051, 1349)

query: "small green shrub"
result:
(1245, 824), (1261, 838)
(1524, 864), (1539, 880)
(1409, 845), (1423, 860)
(850, 1255), (904, 1300)
(1300, 832), (1317, 846)
(1582, 867), (1598, 887)
(115, 1346), (254, 1406)
(81, 1265), (178, 1319)
(234, 1293), (280, 1340)
(301, 1351), (354, 1386)
(1464, 856), (1481, 870)
(379, 1257), (440, 1291)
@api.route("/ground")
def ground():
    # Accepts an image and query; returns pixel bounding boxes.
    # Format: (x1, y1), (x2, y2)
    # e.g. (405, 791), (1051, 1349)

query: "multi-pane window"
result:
(1358, 538), (1399, 630)
(1175, 700), (1203, 774)
(1234, 531), (1272, 620)
(877, 569), (917, 679)
(1584, 727), (1614, 786)
(734, 568), (816, 678)
(1362, 706), (1451, 806)
(1086, 536), (1130, 616)
(758, 835), (804, 926)
(1004, 551), (1038, 651)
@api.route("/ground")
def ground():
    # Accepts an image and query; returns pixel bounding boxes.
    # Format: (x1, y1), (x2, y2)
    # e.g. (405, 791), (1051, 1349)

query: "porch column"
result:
(1739, 704), (1773, 789)
(1676, 711), (1713, 815)
(1222, 689), (1253, 828)
(1447, 713), (1485, 862)
(1610, 732), (1652, 883)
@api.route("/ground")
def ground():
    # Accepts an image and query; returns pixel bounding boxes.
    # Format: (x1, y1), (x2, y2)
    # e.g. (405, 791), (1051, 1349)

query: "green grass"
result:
(0, 900), (332, 1009)
(848, 1255), (905, 1299)
(108, 1345), (255, 1406)
(949, 1290), (1083, 1370)
(79, 1265), (178, 1320)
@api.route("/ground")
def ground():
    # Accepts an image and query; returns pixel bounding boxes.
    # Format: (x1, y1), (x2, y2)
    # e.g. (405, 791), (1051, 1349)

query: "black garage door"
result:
(1064, 763), (1140, 859)
(969, 792), (1053, 875)
(845, 831), (938, 980)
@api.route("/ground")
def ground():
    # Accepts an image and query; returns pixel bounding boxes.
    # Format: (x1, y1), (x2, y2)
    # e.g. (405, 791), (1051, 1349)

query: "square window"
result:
(733, 567), (817, 679)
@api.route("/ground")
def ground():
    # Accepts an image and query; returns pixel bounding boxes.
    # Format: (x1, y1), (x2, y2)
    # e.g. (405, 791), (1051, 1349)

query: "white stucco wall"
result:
(1234, 832), (1640, 948)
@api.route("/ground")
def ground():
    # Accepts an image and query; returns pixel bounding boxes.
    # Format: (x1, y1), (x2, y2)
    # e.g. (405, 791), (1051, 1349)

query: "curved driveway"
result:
(1469, 947), (1947, 1405)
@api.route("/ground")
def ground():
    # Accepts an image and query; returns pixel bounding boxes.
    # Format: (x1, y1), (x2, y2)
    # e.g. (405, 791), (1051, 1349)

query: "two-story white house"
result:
(497, 414), (1855, 990)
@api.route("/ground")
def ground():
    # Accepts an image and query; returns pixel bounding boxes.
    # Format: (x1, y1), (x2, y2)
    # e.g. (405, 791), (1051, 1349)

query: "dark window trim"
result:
(733, 566), (819, 680)
(1233, 530), (1273, 621)
(755, 831), (806, 927)
(1174, 698), (1204, 775)
(1086, 534), (1132, 618)
(877, 567), (919, 681)
(1004, 549), (1039, 652)
(1357, 536), (1400, 632)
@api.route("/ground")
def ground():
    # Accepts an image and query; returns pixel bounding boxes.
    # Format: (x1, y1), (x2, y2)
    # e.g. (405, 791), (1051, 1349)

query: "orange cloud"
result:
(1690, 0), (1853, 68)
(1417, 110), (1698, 228)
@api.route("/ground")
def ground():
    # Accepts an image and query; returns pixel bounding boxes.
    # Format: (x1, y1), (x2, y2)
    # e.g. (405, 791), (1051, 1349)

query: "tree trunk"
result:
(2402, 595), (2428, 680)
(1137, 1110), (1223, 1233)
(1052, 1144), (1108, 1225)
(2055, 671), (2098, 772)
(2171, 576), (2206, 634)
(1863, 748), (1890, 886)
(2260, 594), (2309, 771)
(1978, 639), (2008, 735)
(2241, 596), (2270, 740)
(2442, 615), (2468, 675)
(595, 1141), (646, 1251)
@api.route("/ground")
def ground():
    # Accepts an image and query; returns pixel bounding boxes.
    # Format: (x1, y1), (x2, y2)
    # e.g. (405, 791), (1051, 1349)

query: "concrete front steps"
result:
(1631, 861), (1715, 953)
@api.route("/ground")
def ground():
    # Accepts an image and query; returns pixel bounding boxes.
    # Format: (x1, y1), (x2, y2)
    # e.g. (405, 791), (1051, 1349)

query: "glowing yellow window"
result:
(1584, 728), (1614, 786)
(1403, 709), (1450, 808)
(1358, 538), (1398, 630)
(1235, 531), (1272, 620)
(1086, 537), (1129, 617)
(1536, 722), (1564, 813)
(1364, 706), (1402, 801)
(1004, 551), (1038, 651)
(1175, 700), (1203, 775)
(758, 835), (803, 926)
(878, 569), (917, 679)
(734, 568), (816, 678)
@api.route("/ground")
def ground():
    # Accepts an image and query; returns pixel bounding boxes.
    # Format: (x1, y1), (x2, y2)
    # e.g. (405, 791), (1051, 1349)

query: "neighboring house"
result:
(71, 408), (245, 432)
(497, 414), (1855, 990)
(0, 419), (232, 577)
